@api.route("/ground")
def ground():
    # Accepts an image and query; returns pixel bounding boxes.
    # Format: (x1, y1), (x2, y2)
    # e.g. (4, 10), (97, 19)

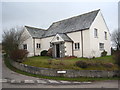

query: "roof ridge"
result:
(52, 9), (100, 25)
(25, 25), (46, 31)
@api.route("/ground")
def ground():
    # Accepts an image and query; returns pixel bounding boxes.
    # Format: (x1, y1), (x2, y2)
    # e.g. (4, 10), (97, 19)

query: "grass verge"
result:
(4, 57), (119, 82)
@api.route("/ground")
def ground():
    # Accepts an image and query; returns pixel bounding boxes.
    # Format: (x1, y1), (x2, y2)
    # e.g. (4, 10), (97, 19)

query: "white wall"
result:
(51, 34), (64, 43)
(64, 42), (72, 56)
(89, 11), (111, 57)
(82, 30), (91, 57)
(34, 38), (41, 56)
(67, 31), (82, 57)
(41, 36), (54, 51)
(21, 28), (34, 57)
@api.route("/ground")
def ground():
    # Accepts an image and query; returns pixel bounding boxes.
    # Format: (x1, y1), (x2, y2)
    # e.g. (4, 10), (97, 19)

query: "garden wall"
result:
(9, 60), (119, 78)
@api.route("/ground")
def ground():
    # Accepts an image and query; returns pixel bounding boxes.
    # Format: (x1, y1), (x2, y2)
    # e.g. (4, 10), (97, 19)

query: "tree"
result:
(111, 29), (120, 51)
(2, 26), (29, 56)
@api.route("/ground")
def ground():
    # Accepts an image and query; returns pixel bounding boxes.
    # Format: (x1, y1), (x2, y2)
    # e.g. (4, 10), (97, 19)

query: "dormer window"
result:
(94, 28), (98, 38)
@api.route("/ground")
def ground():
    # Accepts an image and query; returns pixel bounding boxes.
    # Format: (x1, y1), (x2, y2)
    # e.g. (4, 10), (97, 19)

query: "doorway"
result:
(56, 44), (60, 58)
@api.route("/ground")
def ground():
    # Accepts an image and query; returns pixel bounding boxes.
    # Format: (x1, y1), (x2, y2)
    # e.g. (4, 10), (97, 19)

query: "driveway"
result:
(1, 53), (119, 88)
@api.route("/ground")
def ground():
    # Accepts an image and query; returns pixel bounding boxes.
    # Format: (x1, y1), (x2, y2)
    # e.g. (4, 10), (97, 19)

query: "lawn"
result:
(23, 55), (119, 71)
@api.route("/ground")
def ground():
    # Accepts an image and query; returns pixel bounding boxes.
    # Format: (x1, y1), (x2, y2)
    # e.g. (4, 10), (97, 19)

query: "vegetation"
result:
(4, 57), (119, 82)
(10, 49), (29, 63)
(40, 50), (48, 56)
(76, 61), (88, 68)
(2, 27), (29, 62)
(101, 50), (107, 57)
(111, 29), (120, 51)
(23, 55), (119, 71)
(113, 51), (120, 67)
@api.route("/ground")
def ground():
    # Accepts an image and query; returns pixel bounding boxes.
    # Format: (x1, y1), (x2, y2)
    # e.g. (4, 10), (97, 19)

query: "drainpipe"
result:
(33, 38), (35, 56)
(81, 30), (83, 57)
(72, 41), (74, 56)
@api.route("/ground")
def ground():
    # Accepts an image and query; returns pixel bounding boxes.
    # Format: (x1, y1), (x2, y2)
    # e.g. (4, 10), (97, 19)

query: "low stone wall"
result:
(9, 60), (119, 78)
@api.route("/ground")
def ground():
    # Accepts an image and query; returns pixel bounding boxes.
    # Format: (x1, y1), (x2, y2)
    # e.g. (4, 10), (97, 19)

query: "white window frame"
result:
(99, 43), (104, 51)
(104, 31), (107, 40)
(94, 28), (98, 38)
(23, 44), (27, 50)
(36, 43), (41, 48)
(74, 43), (80, 50)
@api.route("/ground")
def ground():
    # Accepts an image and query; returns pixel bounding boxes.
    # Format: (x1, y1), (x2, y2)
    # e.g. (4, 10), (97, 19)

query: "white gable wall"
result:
(89, 11), (111, 57)
(51, 34), (64, 43)
(22, 28), (34, 57)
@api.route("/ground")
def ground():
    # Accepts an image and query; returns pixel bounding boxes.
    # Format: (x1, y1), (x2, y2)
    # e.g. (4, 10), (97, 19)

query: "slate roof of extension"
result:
(58, 33), (73, 42)
(25, 9), (100, 39)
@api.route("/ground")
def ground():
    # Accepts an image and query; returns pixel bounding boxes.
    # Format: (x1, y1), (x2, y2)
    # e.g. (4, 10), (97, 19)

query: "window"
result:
(99, 43), (104, 50)
(36, 43), (41, 48)
(94, 28), (98, 38)
(74, 43), (80, 50)
(50, 43), (52, 47)
(23, 44), (27, 50)
(57, 37), (59, 40)
(105, 31), (107, 40)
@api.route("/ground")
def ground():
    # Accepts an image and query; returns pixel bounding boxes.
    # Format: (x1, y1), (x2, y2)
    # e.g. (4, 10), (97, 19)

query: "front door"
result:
(56, 44), (60, 58)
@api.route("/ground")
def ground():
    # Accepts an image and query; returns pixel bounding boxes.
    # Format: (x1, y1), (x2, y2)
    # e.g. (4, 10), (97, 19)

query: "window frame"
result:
(74, 43), (80, 50)
(36, 43), (41, 49)
(94, 28), (98, 38)
(23, 44), (27, 50)
(99, 43), (104, 51)
(104, 31), (107, 40)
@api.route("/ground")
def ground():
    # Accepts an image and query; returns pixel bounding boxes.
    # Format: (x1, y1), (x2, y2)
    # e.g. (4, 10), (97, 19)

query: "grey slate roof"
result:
(25, 26), (47, 38)
(58, 33), (73, 42)
(44, 9), (100, 37)
(25, 9), (100, 38)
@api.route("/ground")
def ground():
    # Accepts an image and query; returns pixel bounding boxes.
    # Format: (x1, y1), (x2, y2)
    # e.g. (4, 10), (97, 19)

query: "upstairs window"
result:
(94, 28), (98, 38)
(99, 43), (104, 50)
(23, 44), (27, 50)
(36, 43), (41, 48)
(104, 31), (107, 40)
(75, 43), (80, 50)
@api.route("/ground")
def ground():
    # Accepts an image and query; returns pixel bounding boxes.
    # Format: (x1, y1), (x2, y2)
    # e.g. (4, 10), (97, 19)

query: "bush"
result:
(101, 50), (107, 57)
(47, 48), (52, 57)
(10, 49), (29, 63)
(113, 51), (120, 66)
(75, 61), (88, 68)
(102, 63), (114, 68)
(41, 50), (48, 56)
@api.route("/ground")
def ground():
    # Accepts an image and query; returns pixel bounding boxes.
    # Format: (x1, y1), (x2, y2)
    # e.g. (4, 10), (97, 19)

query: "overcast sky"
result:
(1, 1), (119, 42)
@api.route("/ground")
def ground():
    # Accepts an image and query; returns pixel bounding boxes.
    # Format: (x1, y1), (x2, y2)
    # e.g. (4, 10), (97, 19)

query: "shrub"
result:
(10, 49), (29, 63)
(113, 51), (120, 66)
(101, 50), (107, 57)
(47, 48), (52, 57)
(75, 61), (88, 68)
(102, 63), (114, 68)
(48, 59), (52, 64)
(41, 50), (48, 56)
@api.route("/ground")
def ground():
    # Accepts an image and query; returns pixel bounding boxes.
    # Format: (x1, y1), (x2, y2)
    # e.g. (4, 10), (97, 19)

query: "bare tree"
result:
(2, 26), (29, 56)
(111, 29), (120, 51)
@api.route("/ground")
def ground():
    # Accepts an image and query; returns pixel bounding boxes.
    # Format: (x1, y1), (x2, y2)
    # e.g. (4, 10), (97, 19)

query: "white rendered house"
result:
(21, 9), (111, 58)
